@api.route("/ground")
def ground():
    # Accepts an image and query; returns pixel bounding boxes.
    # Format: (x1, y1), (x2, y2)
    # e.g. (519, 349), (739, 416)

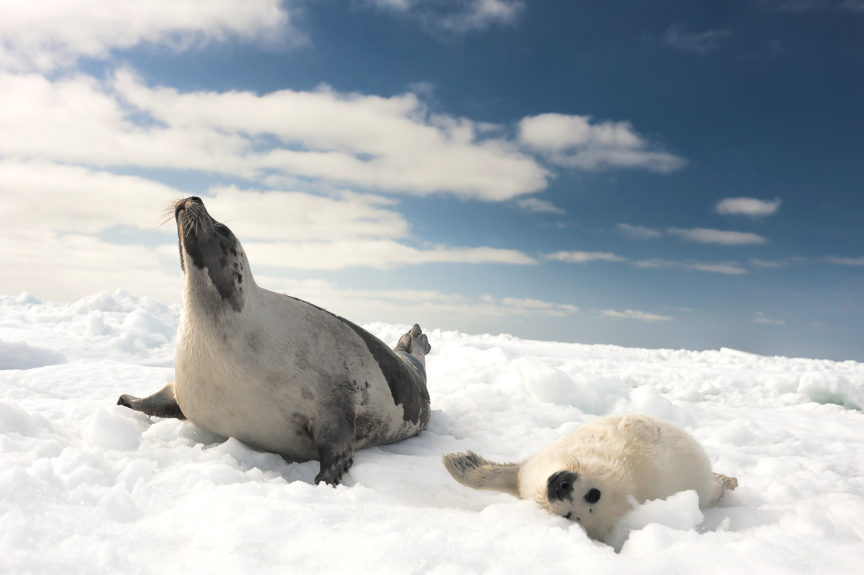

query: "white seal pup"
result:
(118, 196), (432, 485)
(443, 414), (737, 540)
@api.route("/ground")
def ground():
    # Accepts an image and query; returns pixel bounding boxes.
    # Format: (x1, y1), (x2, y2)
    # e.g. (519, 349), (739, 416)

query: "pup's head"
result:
(536, 468), (629, 540)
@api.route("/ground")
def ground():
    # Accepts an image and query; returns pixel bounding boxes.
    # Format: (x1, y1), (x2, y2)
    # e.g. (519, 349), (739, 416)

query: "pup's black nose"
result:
(547, 470), (578, 502)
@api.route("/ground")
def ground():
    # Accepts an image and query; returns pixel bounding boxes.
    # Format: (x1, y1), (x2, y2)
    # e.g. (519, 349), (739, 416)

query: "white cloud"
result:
(518, 113), (685, 173)
(686, 262), (750, 275)
(0, 0), (298, 72)
(617, 223), (663, 240)
(257, 277), (579, 329)
(516, 197), (564, 214)
(667, 227), (767, 246)
(0, 162), (539, 305)
(663, 23), (731, 54)
(754, 312), (787, 326)
(750, 257), (807, 268)
(635, 258), (748, 275)
(241, 240), (536, 270)
(366, 0), (525, 35)
(825, 256), (864, 266)
(493, 296), (579, 316)
(205, 186), (409, 242)
(600, 309), (674, 322)
(716, 197), (781, 217)
(547, 251), (627, 264)
(0, 70), (548, 201)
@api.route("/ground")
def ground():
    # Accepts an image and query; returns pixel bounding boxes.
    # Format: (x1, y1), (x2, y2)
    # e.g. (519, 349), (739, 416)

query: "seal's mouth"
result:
(173, 196), (212, 240)
(170, 196), (214, 273)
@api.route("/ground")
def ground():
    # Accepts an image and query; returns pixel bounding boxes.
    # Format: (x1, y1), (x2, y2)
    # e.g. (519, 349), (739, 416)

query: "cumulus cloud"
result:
(716, 197), (781, 217)
(0, 69), (548, 201)
(617, 223), (663, 240)
(365, 0), (525, 35)
(547, 251), (627, 264)
(663, 23), (731, 54)
(667, 227), (767, 246)
(0, 0), (298, 72)
(600, 309), (674, 322)
(518, 113), (685, 173)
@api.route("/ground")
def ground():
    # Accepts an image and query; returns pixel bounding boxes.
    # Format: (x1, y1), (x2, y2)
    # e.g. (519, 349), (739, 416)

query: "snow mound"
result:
(0, 339), (66, 369)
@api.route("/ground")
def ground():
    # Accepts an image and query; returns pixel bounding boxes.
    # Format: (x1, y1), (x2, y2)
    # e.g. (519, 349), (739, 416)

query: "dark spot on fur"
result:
(291, 413), (312, 438)
(342, 321), (429, 424)
(284, 296), (430, 426)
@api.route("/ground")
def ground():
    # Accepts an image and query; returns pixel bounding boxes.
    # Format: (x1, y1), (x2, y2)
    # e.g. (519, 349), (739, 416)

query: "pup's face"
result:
(538, 470), (618, 540)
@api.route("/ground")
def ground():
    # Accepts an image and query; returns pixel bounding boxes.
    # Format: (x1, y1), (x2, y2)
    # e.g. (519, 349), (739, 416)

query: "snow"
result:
(1, 290), (863, 574)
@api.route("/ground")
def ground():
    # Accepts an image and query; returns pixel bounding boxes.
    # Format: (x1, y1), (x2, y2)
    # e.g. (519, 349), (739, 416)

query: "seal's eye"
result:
(214, 223), (230, 237)
(584, 488), (601, 504)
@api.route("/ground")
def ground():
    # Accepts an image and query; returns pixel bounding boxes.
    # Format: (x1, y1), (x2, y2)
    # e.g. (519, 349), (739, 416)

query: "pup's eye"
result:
(584, 488), (601, 504)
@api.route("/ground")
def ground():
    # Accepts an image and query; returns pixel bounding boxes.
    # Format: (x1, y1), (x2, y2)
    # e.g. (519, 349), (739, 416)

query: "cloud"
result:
(516, 197), (564, 214)
(663, 23), (731, 54)
(0, 0), (298, 72)
(750, 257), (807, 268)
(547, 251), (627, 264)
(365, 0), (525, 35)
(257, 276), (580, 328)
(716, 197), (781, 217)
(0, 69), (548, 201)
(518, 113), (685, 173)
(241, 240), (537, 270)
(617, 223), (662, 240)
(635, 259), (748, 275)
(600, 309), (674, 322)
(825, 256), (864, 266)
(491, 295), (579, 316)
(754, 312), (786, 326)
(667, 227), (767, 246)
(0, 162), (539, 304)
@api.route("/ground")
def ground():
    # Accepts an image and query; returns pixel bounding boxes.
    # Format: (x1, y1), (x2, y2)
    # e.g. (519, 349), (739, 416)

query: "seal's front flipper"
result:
(442, 451), (521, 497)
(117, 382), (185, 419)
(312, 402), (356, 486)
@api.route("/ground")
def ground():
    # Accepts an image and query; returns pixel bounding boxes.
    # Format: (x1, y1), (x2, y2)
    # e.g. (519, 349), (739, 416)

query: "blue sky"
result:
(0, 0), (862, 360)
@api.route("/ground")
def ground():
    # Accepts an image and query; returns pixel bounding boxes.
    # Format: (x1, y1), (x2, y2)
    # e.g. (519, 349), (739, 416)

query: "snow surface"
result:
(1, 291), (863, 574)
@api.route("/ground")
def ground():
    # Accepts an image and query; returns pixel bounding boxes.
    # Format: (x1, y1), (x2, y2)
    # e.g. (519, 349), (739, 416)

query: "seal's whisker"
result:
(158, 199), (181, 227)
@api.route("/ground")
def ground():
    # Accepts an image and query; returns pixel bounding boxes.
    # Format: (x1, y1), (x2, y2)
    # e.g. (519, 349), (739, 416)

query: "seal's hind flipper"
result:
(709, 472), (738, 504)
(442, 451), (521, 497)
(395, 323), (431, 356)
(117, 382), (185, 419)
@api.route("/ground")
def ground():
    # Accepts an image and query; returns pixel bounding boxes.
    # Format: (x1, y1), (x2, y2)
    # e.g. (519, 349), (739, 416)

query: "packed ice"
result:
(1, 291), (862, 574)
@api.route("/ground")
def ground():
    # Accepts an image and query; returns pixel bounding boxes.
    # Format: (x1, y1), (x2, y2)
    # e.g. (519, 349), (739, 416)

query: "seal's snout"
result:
(175, 196), (204, 218)
(547, 470), (578, 502)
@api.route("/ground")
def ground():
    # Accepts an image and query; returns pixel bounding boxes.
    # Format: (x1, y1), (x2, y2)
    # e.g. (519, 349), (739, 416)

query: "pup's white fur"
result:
(443, 414), (737, 540)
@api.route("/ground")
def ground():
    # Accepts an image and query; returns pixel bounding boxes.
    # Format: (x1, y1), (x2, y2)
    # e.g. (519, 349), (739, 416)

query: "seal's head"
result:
(536, 468), (628, 540)
(173, 196), (251, 313)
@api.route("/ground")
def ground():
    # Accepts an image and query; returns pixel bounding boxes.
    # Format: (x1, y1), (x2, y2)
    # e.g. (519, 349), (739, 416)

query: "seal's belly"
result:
(173, 337), (426, 461)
